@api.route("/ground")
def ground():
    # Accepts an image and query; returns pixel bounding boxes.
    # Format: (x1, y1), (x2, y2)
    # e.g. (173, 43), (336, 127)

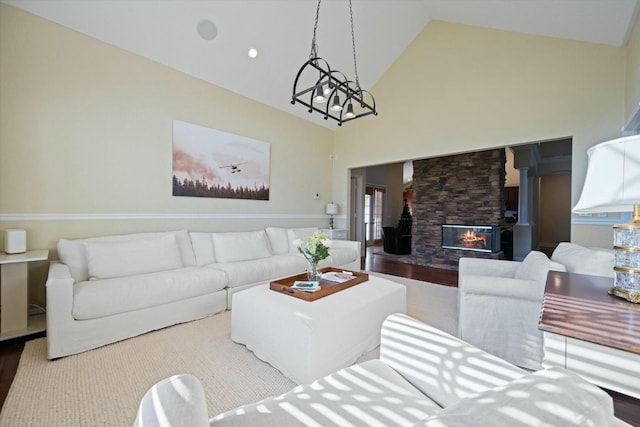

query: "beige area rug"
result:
(0, 274), (458, 427)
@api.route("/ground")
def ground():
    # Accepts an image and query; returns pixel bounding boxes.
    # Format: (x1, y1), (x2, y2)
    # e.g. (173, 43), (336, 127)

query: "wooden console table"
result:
(539, 271), (640, 399)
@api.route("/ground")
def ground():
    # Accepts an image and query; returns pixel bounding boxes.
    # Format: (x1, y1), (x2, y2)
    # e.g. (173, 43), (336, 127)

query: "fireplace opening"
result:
(442, 225), (499, 253)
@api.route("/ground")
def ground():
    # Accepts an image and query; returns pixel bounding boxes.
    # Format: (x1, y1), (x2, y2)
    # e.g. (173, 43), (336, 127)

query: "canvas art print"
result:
(172, 120), (270, 200)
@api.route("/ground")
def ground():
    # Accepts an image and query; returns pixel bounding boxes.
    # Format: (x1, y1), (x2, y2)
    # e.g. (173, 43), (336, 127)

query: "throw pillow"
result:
(212, 230), (272, 263)
(57, 238), (90, 282)
(287, 227), (318, 253)
(86, 234), (183, 280)
(265, 227), (289, 255)
(515, 250), (565, 284)
(58, 230), (195, 282)
(189, 232), (216, 265)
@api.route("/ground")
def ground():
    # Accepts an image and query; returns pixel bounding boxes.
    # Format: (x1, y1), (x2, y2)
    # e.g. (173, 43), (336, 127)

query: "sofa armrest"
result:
(459, 275), (543, 301)
(330, 239), (361, 259)
(46, 261), (75, 284)
(134, 374), (209, 427)
(458, 257), (519, 278)
(379, 313), (525, 408)
(46, 261), (76, 359)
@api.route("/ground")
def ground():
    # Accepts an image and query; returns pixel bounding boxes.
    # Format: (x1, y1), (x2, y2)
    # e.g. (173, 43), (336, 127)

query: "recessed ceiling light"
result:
(247, 48), (258, 59)
(197, 19), (217, 41)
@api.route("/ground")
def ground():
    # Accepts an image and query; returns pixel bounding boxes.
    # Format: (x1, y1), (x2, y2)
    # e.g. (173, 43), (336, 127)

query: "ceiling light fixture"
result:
(291, 0), (377, 126)
(247, 48), (258, 59)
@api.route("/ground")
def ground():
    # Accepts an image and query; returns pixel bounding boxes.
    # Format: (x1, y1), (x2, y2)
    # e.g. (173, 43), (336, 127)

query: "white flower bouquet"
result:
(294, 230), (332, 265)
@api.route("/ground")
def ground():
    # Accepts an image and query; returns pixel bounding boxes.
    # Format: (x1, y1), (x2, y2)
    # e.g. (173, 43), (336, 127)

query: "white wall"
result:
(1, 7), (637, 305)
(333, 20), (627, 248)
(0, 4), (334, 254)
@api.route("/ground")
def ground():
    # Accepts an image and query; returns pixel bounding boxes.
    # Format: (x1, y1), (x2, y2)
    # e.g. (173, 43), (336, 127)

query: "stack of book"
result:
(291, 280), (320, 292)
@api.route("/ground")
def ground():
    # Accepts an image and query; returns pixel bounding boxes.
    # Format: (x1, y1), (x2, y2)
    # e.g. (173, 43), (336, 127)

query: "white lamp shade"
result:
(573, 135), (640, 213)
(325, 203), (339, 215)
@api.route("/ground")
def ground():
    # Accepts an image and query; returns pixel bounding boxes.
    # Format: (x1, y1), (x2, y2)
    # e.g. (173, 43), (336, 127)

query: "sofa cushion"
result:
(287, 227), (317, 253)
(551, 242), (614, 278)
(73, 266), (227, 320)
(210, 359), (443, 426)
(514, 250), (565, 284)
(190, 232), (216, 265)
(318, 246), (359, 267)
(418, 368), (615, 427)
(209, 255), (307, 288)
(212, 231), (272, 263)
(86, 234), (183, 280)
(57, 230), (196, 282)
(264, 227), (289, 255)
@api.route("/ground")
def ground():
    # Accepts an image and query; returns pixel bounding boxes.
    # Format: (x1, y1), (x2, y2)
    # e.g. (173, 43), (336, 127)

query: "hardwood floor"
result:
(362, 249), (458, 286)
(0, 331), (45, 410)
(0, 248), (637, 425)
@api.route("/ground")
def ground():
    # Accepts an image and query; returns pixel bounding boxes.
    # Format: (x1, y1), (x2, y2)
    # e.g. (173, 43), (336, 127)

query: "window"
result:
(365, 186), (385, 244)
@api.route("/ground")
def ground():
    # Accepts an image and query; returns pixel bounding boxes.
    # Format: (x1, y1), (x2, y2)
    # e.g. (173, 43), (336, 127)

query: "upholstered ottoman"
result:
(231, 275), (406, 384)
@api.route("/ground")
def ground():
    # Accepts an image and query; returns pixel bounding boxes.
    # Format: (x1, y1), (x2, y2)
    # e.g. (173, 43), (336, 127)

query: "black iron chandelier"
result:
(291, 0), (377, 126)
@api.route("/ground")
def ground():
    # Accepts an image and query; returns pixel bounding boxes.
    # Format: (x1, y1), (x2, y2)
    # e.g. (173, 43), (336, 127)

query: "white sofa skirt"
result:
(46, 262), (227, 359)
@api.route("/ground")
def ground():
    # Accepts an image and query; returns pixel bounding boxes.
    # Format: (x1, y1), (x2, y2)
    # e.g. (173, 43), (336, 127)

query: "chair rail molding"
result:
(0, 213), (342, 221)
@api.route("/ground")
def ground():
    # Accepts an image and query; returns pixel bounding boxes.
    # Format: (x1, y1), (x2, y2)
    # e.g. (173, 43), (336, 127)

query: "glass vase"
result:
(307, 260), (320, 281)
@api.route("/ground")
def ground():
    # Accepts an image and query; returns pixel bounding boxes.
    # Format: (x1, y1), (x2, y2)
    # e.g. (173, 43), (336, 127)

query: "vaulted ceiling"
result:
(3, 0), (639, 129)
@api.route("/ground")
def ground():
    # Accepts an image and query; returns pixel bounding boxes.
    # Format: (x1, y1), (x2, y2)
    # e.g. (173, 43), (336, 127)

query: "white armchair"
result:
(458, 251), (566, 370)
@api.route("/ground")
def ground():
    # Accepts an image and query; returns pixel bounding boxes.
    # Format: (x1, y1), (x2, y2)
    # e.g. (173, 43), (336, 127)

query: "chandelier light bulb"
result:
(331, 94), (342, 111)
(345, 103), (355, 118)
(314, 87), (326, 103)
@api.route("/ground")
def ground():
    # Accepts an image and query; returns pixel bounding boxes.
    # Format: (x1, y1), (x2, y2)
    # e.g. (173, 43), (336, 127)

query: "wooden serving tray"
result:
(269, 267), (369, 301)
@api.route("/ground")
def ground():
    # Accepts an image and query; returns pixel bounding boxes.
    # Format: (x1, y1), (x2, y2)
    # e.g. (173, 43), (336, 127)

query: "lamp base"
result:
(608, 287), (640, 303)
(612, 211), (640, 303)
(328, 216), (335, 230)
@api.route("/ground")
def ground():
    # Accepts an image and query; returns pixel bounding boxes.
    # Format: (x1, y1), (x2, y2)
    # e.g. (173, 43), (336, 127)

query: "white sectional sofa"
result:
(135, 313), (630, 427)
(46, 227), (360, 359)
(191, 227), (360, 308)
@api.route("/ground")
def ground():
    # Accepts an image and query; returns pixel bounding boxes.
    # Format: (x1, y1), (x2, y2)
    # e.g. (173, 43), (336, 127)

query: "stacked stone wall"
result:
(411, 149), (506, 270)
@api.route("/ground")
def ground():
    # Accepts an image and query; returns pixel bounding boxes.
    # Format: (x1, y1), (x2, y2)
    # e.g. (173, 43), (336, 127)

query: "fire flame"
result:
(460, 230), (487, 248)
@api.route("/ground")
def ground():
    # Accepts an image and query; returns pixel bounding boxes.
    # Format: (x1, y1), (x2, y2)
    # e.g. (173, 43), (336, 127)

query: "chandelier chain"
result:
(349, 0), (360, 91)
(309, 0), (321, 59)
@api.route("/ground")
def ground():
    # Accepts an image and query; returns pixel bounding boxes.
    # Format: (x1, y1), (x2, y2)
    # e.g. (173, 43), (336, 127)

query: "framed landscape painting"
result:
(172, 120), (270, 200)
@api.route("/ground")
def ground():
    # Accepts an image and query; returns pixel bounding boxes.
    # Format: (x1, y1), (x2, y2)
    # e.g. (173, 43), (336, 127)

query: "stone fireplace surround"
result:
(411, 149), (506, 270)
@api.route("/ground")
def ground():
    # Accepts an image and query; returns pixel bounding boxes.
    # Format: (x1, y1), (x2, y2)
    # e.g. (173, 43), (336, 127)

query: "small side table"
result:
(0, 249), (49, 340)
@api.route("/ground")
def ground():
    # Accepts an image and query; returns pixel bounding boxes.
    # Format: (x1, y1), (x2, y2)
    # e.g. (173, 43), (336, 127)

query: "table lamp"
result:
(326, 203), (339, 230)
(573, 135), (640, 303)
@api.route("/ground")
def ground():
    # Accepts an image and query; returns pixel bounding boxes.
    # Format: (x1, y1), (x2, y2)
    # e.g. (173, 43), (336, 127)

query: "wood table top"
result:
(539, 271), (640, 355)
